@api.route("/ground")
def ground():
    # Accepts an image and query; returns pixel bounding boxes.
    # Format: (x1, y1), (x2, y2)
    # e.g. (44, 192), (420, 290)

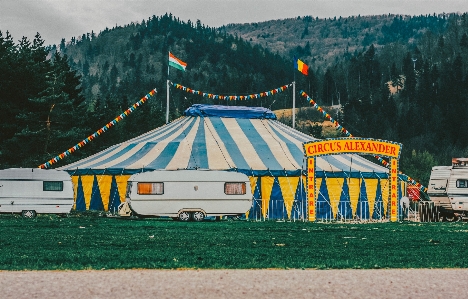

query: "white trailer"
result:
(122, 170), (252, 221)
(0, 168), (74, 218)
(427, 158), (468, 221)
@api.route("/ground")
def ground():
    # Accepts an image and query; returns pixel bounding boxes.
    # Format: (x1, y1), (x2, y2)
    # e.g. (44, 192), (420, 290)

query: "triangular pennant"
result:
(372, 179), (384, 220)
(278, 177), (300, 219)
(325, 178), (344, 219)
(96, 175), (113, 211)
(291, 176), (307, 220)
(267, 177), (287, 219)
(248, 177), (262, 220)
(74, 176), (87, 211)
(261, 176), (274, 219)
(108, 176), (121, 213)
(348, 178), (361, 216)
(356, 179), (370, 220)
(316, 178), (333, 220)
(89, 175), (104, 211)
(365, 178), (379, 216)
(337, 178), (353, 220)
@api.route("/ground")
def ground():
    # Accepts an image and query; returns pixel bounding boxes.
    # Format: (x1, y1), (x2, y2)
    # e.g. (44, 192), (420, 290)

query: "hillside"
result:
(274, 106), (342, 139)
(224, 14), (451, 69)
(61, 14), (293, 113)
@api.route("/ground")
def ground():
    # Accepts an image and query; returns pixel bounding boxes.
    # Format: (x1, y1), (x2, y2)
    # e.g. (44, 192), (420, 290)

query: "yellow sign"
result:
(390, 158), (399, 222)
(307, 158), (316, 222)
(304, 138), (401, 158)
(303, 137), (402, 222)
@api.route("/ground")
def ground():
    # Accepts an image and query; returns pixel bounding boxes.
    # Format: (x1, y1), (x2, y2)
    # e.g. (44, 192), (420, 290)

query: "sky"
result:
(2, 0), (468, 46)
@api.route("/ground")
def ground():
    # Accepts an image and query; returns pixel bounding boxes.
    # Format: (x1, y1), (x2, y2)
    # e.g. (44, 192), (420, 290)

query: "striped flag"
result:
(294, 56), (308, 75)
(169, 52), (187, 71)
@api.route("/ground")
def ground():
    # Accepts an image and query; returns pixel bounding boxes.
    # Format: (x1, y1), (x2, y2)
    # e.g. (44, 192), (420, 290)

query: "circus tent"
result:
(59, 104), (397, 220)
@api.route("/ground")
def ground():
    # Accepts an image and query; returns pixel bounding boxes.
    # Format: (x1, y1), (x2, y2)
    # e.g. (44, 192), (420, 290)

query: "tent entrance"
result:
(304, 138), (402, 222)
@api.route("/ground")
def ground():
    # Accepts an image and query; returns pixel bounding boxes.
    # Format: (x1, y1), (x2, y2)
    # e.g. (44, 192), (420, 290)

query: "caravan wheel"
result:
(178, 211), (191, 222)
(445, 214), (456, 222)
(192, 211), (205, 222)
(21, 210), (36, 218)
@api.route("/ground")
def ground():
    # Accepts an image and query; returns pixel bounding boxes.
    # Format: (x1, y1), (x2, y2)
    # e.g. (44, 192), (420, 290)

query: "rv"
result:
(121, 170), (253, 221)
(0, 168), (74, 218)
(427, 158), (468, 221)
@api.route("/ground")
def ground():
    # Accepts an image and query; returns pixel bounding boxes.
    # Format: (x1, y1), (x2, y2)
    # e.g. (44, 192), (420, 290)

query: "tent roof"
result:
(59, 106), (389, 178)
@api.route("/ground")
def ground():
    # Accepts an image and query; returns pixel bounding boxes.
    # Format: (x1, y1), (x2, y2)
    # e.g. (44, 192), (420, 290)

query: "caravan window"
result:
(456, 179), (468, 188)
(138, 182), (164, 195)
(43, 181), (63, 191)
(224, 182), (246, 195)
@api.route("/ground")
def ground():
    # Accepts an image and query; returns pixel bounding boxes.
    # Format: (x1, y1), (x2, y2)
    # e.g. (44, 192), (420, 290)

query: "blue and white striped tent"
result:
(60, 104), (393, 220)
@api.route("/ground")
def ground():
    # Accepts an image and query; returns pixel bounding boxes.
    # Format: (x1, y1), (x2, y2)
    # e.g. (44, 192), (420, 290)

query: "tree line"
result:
(3, 13), (468, 185)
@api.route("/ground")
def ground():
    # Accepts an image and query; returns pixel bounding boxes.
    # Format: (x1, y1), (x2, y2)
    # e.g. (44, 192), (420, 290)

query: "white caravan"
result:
(427, 158), (468, 221)
(122, 170), (252, 221)
(0, 168), (74, 218)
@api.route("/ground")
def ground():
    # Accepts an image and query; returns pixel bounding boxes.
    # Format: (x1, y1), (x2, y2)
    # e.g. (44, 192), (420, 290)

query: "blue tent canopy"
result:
(60, 105), (389, 178)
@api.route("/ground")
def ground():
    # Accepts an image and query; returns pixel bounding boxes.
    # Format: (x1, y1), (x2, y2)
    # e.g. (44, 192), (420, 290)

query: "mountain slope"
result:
(224, 14), (450, 69)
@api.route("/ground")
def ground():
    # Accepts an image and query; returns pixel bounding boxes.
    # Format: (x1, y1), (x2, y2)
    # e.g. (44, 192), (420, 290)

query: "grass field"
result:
(1, 214), (468, 270)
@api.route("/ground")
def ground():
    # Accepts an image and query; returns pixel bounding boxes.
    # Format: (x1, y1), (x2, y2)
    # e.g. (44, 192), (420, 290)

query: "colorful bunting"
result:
(38, 88), (157, 169)
(299, 90), (427, 193)
(171, 82), (292, 100)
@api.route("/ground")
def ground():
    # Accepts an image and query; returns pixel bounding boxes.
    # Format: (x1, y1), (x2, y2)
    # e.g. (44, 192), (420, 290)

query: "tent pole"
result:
(292, 80), (296, 129)
(166, 79), (170, 124)
(166, 55), (170, 124)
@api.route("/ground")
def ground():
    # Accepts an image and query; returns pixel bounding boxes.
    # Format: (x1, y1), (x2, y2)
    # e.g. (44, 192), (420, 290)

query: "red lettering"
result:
(360, 142), (366, 151)
(378, 144), (384, 153)
(324, 142), (330, 152)
(392, 201), (396, 206)
(391, 185), (396, 190)
(391, 146), (396, 156)
(317, 144), (323, 153)
(352, 142), (358, 151)
(365, 142), (372, 152)
(336, 142), (342, 151)
(372, 143), (378, 152)
(391, 168), (397, 173)
(307, 145), (315, 155)
(308, 168), (314, 174)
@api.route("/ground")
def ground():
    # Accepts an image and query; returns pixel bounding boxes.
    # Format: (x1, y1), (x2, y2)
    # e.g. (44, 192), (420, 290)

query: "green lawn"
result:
(1, 214), (467, 270)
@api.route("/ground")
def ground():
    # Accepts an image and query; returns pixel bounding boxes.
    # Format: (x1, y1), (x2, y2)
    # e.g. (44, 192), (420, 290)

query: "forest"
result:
(2, 13), (468, 185)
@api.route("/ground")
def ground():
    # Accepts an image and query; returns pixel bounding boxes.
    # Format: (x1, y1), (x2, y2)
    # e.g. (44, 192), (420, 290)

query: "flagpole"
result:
(166, 53), (170, 124)
(293, 69), (296, 129)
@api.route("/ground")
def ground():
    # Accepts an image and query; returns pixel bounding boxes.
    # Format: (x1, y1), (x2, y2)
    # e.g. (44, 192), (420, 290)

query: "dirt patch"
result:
(1, 269), (466, 299)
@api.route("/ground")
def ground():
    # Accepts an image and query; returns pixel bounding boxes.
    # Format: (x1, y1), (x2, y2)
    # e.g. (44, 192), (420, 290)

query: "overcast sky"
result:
(2, 0), (468, 46)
